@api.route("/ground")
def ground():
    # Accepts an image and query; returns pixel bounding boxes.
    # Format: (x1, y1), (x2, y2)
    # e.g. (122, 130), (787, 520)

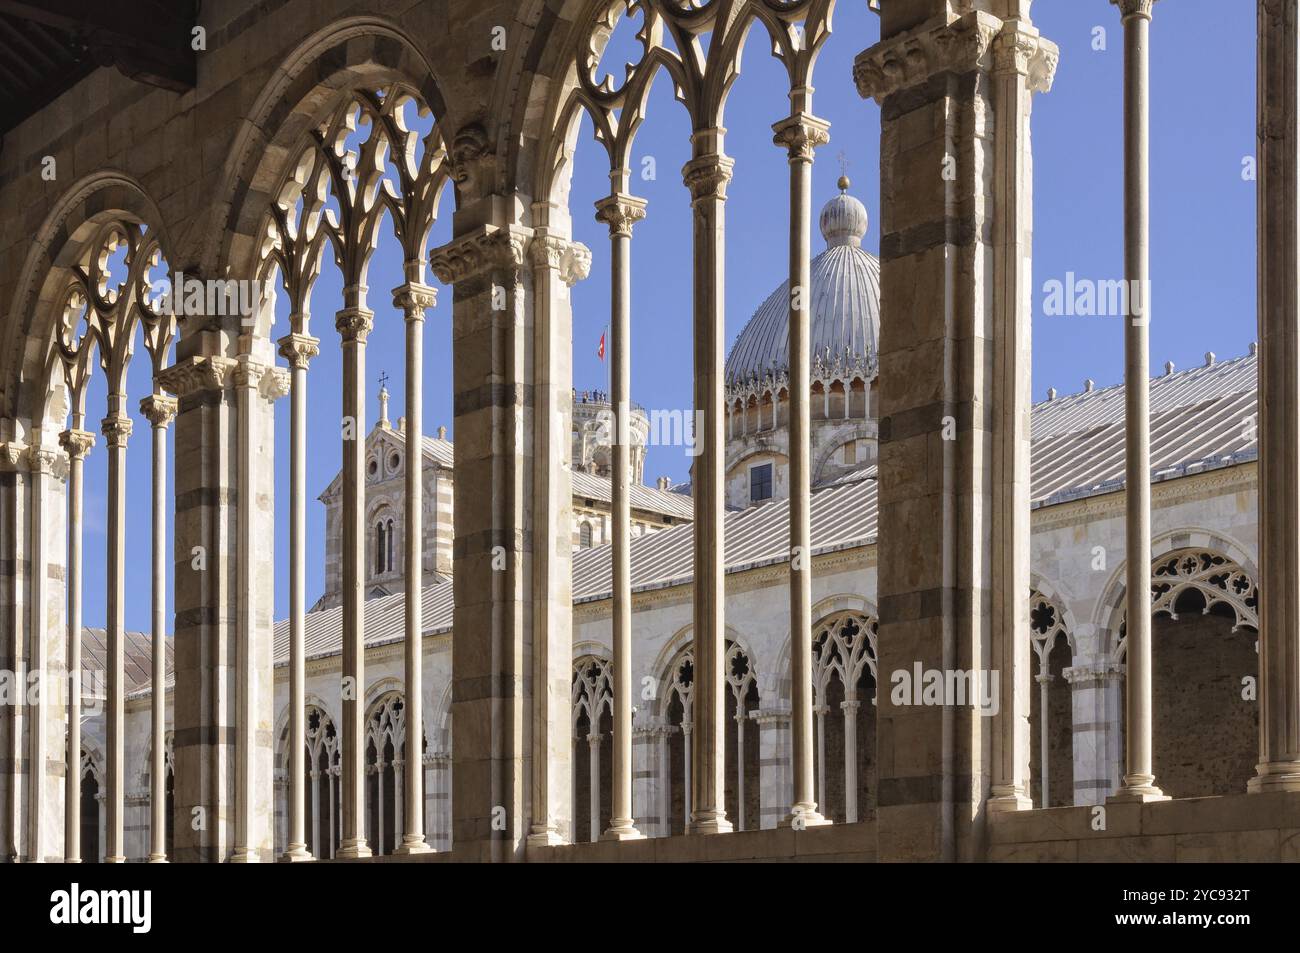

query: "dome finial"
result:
(820, 179), (868, 248)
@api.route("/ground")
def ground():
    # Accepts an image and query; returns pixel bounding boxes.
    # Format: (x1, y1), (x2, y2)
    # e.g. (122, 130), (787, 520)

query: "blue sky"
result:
(74, 0), (1256, 631)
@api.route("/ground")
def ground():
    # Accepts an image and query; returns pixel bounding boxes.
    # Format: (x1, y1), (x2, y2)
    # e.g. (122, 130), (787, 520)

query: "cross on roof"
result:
(378, 371), (389, 392)
(837, 150), (850, 178)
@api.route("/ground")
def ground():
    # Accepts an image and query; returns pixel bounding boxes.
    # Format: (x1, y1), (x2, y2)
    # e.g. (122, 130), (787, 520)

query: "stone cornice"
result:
(594, 193), (648, 238)
(855, 11), (999, 103)
(429, 224), (532, 287)
(1030, 460), (1257, 533)
(855, 11), (1057, 102)
(157, 355), (237, 398)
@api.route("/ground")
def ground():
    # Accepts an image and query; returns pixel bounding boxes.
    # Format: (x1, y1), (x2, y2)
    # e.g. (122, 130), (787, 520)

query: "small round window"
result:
(390, 453), (400, 470)
(368, 459), (378, 476)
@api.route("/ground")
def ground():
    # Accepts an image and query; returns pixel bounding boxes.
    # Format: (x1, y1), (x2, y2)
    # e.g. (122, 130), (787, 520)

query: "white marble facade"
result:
(74, 187), (1264, 856)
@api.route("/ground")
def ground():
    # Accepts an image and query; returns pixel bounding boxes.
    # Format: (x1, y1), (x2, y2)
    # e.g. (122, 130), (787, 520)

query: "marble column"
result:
(773, 111), (831, 830)
(431, 219), (538, 861)
(278, 331), (318, 860)
(754, 708), (791, 830)
(683, 136), (734, 835)
(1111, 0), (1166, 803)
(855, 5), (1057, 859)
(24, 438), (65, 863)
(843, 699), (861, 823)
(1251, 0), (1300, 794)
(1064, 652), (1124, 805)
(60, 427), (93, 862)
(336, 291), (374, 858)
(986, 13), (1042, 815)
(310, 768), (321, 856)
(588, 733), (601, 843)
(632, 720), (658, 834)
(141, 394), (177, 862)
(1035, 672), (1052, 807)
(230, 357), (285, 863)
(596, 192), (648, 842)
(102, 408), (131, 863)
(814, 704), (828, 813)
(526, 229), (588, 848)
(393, 279), (437, 854)
(163, 322), (283, 862)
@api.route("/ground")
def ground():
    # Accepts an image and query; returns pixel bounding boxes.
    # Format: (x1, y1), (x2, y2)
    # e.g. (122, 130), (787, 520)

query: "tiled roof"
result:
(572, 478), (879, 602)
(81, 628), (173, 699)
(1030, 352), (1257, 507)
(116, 350), (1262, 673)
(571, 469), (695, 521)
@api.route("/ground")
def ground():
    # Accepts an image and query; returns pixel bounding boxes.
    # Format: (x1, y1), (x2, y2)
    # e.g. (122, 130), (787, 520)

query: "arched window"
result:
(305, 707), (340, 859)
(375, 521), (387, 575)
(1028, 590), (1073, 808)
(164, 732), (175, 857)
(1116, 550), (1260, 799)
(811, 614), (878, 824)
(579, 521), (593, 549)
(657, 640), (760, 836)
(571, 657), (613, 842)
(386, 518), (395, 573)
(80, 750), (102, 864)
(362, 693), (427, 855)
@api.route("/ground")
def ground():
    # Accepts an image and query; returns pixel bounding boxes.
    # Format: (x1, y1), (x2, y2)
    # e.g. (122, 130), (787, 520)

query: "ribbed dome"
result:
(725, 182), (880, 384)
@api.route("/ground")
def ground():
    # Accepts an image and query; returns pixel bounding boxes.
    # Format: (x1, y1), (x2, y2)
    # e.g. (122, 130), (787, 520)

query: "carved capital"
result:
(751, 708), (792, 728)
(234, 358), (290, 402)
(531, 235), (592, 287)
(0, 440), (28, 472)
(772, 114), (831, 161)
(335, 307), (374, 344)
(993, 25), (1059, 93)
(277, 332), (321, 370)
(262, 367), (291, 402)
(27, 444), (65, 478)
(854, 11), (1002, 103)
(392, 283), (438, 321)
(1112, 0), (1156, 22)
(139, 394), (178, 429)
(429, 224), (531, 288)
(681, 153), (735, 204)
(594, 193), (648, 238)
(101, 414), (133, 449)
(59, 428), (95, 460)
(157, 355), (237, 398)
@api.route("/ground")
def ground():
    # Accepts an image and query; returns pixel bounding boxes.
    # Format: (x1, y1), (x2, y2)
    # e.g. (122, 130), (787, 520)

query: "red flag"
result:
(597, 330), (606, 361)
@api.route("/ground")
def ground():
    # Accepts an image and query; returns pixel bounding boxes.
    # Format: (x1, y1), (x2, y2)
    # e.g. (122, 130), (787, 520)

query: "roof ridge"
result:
(1033, 348), (1256, 408)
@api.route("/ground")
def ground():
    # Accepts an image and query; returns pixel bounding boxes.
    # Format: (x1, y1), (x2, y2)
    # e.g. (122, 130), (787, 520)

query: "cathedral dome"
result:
(725, 178), (881, 384)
